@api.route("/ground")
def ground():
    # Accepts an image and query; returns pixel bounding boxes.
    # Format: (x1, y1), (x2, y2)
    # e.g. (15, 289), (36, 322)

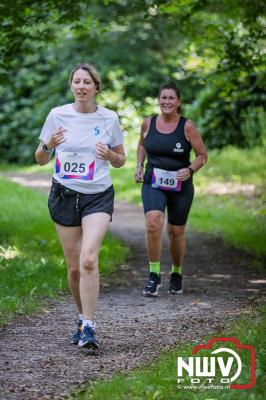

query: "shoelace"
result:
(146, 279), (156, 288)
(84, 325), (95, 336)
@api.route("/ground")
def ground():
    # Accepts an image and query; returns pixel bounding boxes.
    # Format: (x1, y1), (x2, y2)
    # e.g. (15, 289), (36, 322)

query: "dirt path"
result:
(0, 173), (265, 400)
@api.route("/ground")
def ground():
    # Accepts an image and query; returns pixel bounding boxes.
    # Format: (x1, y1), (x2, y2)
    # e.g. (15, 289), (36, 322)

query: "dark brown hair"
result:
(158, 82), (182, 113)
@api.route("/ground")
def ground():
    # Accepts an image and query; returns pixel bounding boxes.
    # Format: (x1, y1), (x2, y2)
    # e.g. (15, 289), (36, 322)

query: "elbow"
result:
(35, 153), (40, 165)
(35, 152), (42, 166)
(117, 158), (126, 168)
(38, 158), (49, 166)
(36, 160), (44, 166)
(35, 152), (47, 166)
(38, 161), (46, 166)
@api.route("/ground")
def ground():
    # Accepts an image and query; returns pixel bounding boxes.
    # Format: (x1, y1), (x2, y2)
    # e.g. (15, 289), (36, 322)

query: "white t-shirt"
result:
(39, 104), (124, 194)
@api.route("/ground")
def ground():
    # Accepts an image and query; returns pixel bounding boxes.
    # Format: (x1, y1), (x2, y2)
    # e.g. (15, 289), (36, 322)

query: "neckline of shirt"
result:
(71, 103), (100, 116)
(155, 115), (182, 135)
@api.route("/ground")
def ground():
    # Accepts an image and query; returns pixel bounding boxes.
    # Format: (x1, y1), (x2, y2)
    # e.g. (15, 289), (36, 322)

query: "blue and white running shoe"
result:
(70, 320), (83, 345)
(78, 325), (100, 349)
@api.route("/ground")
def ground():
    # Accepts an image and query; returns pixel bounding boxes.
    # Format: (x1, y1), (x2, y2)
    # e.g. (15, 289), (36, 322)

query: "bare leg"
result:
(167, 224), (186, 267)
(55, 224), (82, 312)
(145, 210), (165, 261)
(79, 213), (110, 320)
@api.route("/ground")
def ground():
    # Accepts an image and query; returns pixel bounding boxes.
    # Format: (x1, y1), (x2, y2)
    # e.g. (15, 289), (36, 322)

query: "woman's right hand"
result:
(47, 127), (66, 149)
(135, 166), (144, 183)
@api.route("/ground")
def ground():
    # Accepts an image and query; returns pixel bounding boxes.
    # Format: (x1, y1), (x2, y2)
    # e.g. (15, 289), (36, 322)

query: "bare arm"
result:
(35, 141), (53, 166)
(95, 143), (126, 168)
(35, 127), (66, 166)
(135, 118), (150, 182)
(185, 120), (208, 171)
(177, 120), (207, 181)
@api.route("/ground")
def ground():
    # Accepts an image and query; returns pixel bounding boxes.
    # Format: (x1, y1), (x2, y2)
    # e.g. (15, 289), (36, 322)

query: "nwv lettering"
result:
(177, 349), (239, 379)
(176, 337), (256, 390)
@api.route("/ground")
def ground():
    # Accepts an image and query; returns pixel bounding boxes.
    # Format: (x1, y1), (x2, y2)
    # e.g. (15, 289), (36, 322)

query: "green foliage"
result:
(110, 145), (266, 257)
(0, 1), (265, 162)
(240, 107), (266, 148)
(0, 0), (85, 72)
(0, 178), (128, 325)
(190, 194), (266, 257)
(196, 145), (266, 186)
(188, 77), (266, 149)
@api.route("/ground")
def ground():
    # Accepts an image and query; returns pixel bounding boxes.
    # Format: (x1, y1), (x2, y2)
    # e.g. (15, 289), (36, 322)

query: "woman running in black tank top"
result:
(135, 82), (207, 297)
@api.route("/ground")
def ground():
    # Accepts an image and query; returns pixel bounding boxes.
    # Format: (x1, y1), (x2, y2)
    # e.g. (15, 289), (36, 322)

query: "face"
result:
(71, 69), (98, 102)
(158, 89), (180, 114)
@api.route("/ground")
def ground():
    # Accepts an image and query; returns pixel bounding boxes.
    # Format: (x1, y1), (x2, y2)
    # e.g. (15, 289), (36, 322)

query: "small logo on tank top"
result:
(173, 142), (184, 153)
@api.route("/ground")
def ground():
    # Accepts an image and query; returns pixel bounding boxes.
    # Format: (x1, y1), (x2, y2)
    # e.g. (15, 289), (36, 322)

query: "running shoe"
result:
(78, 325), (100, 349)
(143, 272), (162, 296)
(168, 272), (183, 294)
(70, 319), (82, 345)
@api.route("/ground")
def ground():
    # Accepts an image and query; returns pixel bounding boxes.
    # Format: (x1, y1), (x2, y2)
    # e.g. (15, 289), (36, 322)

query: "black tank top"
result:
(143, 115), (192, 185)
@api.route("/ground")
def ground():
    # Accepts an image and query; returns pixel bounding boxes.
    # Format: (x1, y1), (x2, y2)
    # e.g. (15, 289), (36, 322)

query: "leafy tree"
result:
(0, 0), (265, 163)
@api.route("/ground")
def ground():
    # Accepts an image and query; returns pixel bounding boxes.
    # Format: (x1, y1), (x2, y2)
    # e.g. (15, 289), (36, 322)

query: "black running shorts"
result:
(48, 179), (114, 227)
(141, 183), (194, 226)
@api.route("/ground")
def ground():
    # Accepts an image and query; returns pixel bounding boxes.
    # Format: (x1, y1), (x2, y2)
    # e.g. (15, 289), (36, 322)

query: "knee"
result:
(80, 253), (98, 273)
(168, 227), (185, 240)
(146, 217), (163, 235)
(68, 264), (80, 281)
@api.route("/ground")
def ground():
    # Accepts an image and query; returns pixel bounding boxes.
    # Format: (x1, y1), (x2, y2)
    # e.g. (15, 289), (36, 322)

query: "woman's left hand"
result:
(95, 142), (111, 160)
(177, 168), (191, 181)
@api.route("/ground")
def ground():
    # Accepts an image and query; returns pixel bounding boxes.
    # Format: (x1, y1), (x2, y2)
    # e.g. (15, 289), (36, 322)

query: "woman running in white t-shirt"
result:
(35, 63), (126, 349)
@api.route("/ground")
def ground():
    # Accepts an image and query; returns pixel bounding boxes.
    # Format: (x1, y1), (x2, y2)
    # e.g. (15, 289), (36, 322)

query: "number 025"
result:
(63, 162), (85, 173)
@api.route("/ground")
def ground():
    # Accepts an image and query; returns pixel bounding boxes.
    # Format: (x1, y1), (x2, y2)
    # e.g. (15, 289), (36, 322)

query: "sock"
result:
(82, 319), (96, 330)
(171, 265), (182, 275)
(149, 261), (160, 276)
(79, 313), (83, 322)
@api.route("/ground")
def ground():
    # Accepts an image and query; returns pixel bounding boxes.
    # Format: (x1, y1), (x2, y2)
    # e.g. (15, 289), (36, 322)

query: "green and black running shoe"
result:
(168, 272), (183, 294)
(143, 272), (162, 297)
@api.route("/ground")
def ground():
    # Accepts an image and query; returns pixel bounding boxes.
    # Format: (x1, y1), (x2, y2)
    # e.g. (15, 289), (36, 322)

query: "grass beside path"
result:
(0, 148), (264, 399)
(1, 146), (264, 259)
(0, 178), (128, 326)
(72, 305), (265, 400)
(111, 146), (266, 259)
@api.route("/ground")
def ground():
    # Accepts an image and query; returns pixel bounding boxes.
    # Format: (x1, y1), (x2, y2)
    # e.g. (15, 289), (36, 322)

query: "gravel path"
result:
(0, 173), (265, 399)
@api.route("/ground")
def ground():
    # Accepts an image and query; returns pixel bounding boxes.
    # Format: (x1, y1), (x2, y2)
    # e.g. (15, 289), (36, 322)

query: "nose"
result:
(77, 81), (85, 88)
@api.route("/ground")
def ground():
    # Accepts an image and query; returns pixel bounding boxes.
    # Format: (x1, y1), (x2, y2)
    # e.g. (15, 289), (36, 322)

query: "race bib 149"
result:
(151, 168), (182, 191)
(55, 152), (95, 181)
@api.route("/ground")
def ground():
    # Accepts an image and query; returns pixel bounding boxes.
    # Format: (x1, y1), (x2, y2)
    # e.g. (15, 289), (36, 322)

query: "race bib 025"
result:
(151, 168), (182, 191)
(55, 152), (95, 181)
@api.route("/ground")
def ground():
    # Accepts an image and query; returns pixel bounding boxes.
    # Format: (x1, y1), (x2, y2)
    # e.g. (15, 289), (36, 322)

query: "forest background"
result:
(0, 2), (265, 398)
(0, 0), (265, 164)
